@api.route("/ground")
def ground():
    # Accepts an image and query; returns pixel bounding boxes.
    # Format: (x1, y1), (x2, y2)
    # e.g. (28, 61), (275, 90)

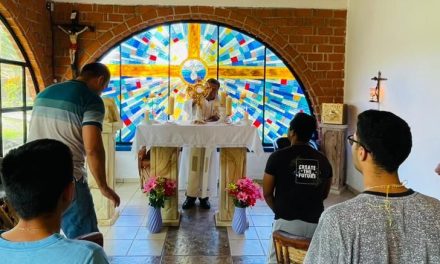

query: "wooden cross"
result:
(370, 71), (388, 102)
(56, 10), (95, 78)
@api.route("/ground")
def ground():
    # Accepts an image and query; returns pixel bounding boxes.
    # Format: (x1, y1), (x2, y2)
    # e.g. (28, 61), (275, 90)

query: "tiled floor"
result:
(101, 182), (355, 264)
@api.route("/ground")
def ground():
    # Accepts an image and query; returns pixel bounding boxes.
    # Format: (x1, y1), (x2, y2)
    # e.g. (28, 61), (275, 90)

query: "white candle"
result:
(145, 110), (150, 121)
(167, 95), (175, 115)
(226, 97), (232, 116)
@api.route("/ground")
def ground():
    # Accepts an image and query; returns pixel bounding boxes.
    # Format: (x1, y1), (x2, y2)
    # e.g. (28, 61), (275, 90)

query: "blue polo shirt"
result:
(0, 231), (109, 264)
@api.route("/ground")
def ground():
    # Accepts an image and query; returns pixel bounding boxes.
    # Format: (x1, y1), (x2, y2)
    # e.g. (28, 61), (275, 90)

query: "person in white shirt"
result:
(181, 79), (220, 210)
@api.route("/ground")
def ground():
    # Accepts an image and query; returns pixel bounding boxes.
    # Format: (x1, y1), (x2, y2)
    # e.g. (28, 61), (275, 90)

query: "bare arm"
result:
(322, 177), (333, 200)
(76, 26), (89, 35)
(263, 173), (276, 212)
(57, 25), (70, 35)
(83, 125), (120, 207)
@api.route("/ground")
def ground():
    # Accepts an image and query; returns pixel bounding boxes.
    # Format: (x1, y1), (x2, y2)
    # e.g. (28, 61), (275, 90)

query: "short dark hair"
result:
(79, 62), (110, 83)
(1, 139), (74, 220)
(207, 78), (220, 87)
(357, 110), (412, 172)
(289, 112), (317, 142)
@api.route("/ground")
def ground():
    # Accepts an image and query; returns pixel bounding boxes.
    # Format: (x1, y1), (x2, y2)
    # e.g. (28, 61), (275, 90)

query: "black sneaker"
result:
(199, 197), (211, 210)
(182, 196), (196, 210)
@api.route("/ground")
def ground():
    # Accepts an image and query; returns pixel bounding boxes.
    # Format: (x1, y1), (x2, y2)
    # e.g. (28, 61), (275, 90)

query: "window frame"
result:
(98, 21), (315, 148)
(0, 15), (39, 156)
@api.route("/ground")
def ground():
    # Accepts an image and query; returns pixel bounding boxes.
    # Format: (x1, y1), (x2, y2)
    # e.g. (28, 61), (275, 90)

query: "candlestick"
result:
(225, 97), (232, 116)
(167, 95), (175, 115)
(220, 91), (226, 107)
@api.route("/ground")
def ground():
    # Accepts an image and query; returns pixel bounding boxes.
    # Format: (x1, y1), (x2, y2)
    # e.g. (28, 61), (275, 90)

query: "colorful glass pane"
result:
(99, 23), (311, 144)
(264, 49), (311, 143)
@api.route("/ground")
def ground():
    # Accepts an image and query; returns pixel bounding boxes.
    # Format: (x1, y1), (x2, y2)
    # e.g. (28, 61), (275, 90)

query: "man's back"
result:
(305, 191), (440, 264)
(265, 145), (332, 223)
(28, 80), (104, 180)
(0, 232), (108, 264)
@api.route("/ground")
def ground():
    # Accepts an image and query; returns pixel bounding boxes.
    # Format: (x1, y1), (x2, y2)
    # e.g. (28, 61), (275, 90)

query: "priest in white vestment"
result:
(179, 79), (221, 210)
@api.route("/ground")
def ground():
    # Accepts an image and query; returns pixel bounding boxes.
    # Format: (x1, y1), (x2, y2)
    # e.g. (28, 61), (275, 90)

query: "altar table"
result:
(132, 121), (263, 226)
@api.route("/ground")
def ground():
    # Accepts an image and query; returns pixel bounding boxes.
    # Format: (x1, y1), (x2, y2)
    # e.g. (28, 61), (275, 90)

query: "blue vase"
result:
(147, 206), (162, 233)
(232, 207), (249, 234)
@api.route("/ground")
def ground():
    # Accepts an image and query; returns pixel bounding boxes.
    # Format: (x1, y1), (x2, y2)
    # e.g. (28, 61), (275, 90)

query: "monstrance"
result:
(186, 80), (211, 123)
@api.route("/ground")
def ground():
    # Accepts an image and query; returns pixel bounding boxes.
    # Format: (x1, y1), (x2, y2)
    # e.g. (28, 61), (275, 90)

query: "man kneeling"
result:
(0, 139), (108, 263)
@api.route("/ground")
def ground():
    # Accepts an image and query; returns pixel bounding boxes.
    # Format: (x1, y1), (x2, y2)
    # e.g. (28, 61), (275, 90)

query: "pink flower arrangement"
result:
(227, 177), (263, 208)
(143, 176), (177, 208)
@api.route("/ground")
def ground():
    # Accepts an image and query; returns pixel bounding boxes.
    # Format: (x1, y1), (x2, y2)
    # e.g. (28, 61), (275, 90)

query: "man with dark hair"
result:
(263, 112), (333, 263)
(181, 78), (221, 210)
(28, 62), (120, 238)
(305, 110), (440, 264)
(0, 139), (108, 263)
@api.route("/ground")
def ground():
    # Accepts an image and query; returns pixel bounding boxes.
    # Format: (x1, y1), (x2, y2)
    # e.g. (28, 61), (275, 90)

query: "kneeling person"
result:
(0, 139), (108, 264)
(263, 113), (332, 264)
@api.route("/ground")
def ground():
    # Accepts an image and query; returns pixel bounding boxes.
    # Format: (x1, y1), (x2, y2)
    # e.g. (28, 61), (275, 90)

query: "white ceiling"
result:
(52, 0), (348, 9)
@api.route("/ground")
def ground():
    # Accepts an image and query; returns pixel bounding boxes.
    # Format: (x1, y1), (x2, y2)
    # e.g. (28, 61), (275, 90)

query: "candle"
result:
(226, 97), (232, 116)
(220, 91), (226, 107)
(167, 95), (175, 115)
(145, 110), (150, 122)
(244, 110), (249, 121)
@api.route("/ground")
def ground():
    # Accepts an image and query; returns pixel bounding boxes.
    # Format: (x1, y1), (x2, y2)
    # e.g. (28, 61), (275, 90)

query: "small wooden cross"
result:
(370, 71), (388, 102)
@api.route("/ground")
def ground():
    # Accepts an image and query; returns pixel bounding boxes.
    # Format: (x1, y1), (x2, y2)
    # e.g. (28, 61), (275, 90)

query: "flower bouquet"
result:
(227, 177), (263, 234)
(143, 176), (177, 233)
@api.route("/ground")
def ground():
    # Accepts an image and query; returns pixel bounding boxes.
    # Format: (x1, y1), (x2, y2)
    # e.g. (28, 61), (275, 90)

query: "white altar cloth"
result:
(132, 121), (264, 155)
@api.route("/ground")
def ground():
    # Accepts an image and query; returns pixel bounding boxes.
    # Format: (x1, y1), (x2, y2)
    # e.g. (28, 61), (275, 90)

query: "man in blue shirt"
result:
(0, 139), (108, 263)
(28, 63), (120, 238)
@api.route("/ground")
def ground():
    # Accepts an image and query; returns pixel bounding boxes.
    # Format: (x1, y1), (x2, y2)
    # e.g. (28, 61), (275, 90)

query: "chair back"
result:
(75, 232), (104, 247)
(0, 157), (20, 230)
(272, 230), (311, 264)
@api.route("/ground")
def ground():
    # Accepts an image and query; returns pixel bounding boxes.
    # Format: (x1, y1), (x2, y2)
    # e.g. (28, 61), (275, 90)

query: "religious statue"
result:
(57, 10), (93, 78)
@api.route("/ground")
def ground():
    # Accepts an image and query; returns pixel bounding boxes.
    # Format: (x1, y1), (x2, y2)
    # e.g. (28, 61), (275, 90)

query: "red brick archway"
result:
(54, 5), (346, 117)
(0, 0), (52, 89)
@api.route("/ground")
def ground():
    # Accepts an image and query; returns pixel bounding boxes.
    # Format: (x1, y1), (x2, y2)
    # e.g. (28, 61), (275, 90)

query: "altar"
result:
(132, 121), (264, 226)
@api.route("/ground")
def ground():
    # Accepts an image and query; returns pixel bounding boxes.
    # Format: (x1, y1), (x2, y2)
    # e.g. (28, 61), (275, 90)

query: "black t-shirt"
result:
(265, 145), (332, 223)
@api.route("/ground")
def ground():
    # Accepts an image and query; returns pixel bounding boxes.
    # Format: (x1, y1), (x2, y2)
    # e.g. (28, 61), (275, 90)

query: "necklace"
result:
(16, 226), (44, 233)
(364, 183), (406, 192)
(364, 183), (406, 228)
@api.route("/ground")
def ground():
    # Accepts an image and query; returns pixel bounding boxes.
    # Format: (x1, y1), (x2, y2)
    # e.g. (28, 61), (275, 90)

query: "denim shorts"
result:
(61, 179), (99, 238)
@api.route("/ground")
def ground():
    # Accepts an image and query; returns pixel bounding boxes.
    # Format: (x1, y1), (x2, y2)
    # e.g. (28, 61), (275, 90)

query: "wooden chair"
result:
(137, 146), (151, 190)
(75, 232), (104, 247)
(0, 198), (19, 230)
(272, 230), (312, 264)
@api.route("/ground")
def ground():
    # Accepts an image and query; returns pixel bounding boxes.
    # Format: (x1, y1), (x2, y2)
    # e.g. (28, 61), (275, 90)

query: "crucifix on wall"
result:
(57, 10), (94, 78)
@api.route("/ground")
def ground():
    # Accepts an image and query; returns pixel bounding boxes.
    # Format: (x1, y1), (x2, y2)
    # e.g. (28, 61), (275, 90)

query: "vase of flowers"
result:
(227, 177), (263, 234)
(143, 176), (177, 233)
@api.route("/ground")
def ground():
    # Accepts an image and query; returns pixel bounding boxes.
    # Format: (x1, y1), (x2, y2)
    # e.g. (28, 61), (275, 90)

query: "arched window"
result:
(0, 16), (38, 156)
(99, 22), (312, 145)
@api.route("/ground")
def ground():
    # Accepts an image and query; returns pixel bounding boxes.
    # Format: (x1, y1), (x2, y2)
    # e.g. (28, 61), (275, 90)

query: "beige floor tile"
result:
(127, 239), (165, 256)
(229, 239), (265, 256)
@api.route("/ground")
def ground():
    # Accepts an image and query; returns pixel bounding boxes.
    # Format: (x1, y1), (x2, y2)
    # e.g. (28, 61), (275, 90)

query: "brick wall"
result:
(53, 4), (347, 117)
(0, 0), (52, 89)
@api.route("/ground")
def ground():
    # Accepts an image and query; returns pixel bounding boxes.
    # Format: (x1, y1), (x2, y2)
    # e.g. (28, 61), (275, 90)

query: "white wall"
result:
(345, 0), (440, 199)
(53, 0), (348, 9)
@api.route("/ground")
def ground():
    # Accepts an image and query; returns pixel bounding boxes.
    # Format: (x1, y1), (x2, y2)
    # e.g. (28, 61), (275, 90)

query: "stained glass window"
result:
(0, 16), (37, 156)
(100, 23), (311, 145)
